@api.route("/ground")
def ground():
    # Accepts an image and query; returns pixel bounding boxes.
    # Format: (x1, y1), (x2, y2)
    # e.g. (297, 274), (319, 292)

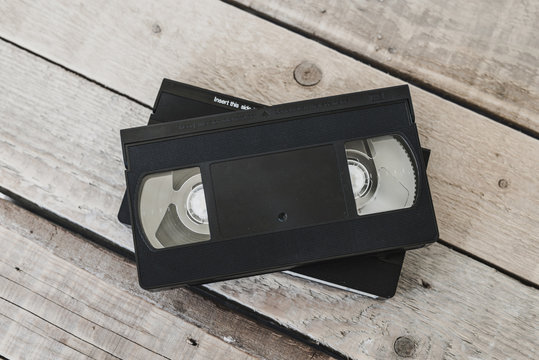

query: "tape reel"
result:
(139, 167), (210, 249)
(345, 135), (417, 215)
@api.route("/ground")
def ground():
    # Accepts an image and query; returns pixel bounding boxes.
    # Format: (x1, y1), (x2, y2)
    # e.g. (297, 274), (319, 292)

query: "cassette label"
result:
(211, 145), (346, 238)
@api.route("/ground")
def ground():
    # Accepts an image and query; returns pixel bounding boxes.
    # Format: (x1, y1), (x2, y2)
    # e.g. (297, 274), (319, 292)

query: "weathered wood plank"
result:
(210, 245), (539, 359)
(0, 205), (332, 359)
(0, 222), (255, 359)
(0, 0), (537, 283)
(0, 199), (335, 360)
(232, 0), (539, 134)
(1, 308), (107, 360)
(0, 50), (538, 360)
(2, 198), (538, 360)
(209, 245), (539, 359)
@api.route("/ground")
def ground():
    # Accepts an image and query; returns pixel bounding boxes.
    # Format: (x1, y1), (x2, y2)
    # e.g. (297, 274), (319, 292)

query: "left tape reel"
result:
(139, 167), (210, 248)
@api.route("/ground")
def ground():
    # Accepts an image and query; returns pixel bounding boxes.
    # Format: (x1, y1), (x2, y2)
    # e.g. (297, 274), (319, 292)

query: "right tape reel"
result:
(345, 135), (417, 215)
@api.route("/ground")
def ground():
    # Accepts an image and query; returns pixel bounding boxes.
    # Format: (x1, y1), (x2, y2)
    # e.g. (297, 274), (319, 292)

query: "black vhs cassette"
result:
(119, 80), (434, 297)
(118, 80), (431, 298)
(121, 85), (438, 290)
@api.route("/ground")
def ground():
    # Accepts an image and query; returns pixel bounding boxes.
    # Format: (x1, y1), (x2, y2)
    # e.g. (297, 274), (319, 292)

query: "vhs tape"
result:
(119, 81), (432, 297)
(118, 80), (431, 298)
(121, 84), (438, 290)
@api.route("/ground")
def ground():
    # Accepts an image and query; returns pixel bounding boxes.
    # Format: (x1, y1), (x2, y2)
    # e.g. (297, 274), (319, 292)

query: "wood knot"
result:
(498, 179), (509, 189)
(294, 61), (322, 86)
(152, 23), (162, 34)
(394, 336), (416, 358)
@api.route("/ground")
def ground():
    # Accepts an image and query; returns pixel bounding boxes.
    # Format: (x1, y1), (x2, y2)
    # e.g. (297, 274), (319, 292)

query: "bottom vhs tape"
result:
(120, 82), (438, 291)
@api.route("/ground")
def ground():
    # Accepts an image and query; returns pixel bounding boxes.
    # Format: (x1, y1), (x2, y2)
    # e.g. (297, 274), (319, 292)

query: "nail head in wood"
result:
(294, 61), (322, 86)
(394, 336), (416, 358)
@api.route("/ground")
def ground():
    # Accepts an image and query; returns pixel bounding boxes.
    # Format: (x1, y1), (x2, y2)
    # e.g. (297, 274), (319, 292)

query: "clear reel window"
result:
(139, 167), (210, 249)
(345, 135), (417, 216)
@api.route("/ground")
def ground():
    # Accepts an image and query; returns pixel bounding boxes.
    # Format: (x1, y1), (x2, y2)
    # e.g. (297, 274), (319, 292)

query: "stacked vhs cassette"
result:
(119, 80), (438, 297)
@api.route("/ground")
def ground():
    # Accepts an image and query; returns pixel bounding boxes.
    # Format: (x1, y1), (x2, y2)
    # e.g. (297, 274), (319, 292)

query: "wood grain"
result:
(2, 195), (538, 360)
(0, 219), (256, 359)
(0, 0), (537, 283)
(207, 243), (539, 359)
(0, 200), (331, 359)
(232, 0), (539, 134)
(0, 43), (537, 360)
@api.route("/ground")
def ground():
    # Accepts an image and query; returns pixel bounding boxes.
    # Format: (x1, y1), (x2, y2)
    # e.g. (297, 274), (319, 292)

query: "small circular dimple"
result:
(294, 61), (322, 86)
(278, 212), (288, 222)
(498, 179), (509, 189)
(152, 23), (162, 33)
(394, 336), (416, 357)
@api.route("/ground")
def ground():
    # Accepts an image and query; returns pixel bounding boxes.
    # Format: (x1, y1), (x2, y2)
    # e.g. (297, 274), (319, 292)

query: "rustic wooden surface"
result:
(0, 0), (538, 359)
(0, 39), (538, 359)
(207, 246), (539, 359)
(0, 205), (255, 360)
(0, 0), (537, 285)
(1, 179), (537, 360)
(231, 0), (539, 134)
(0, 199), (333, 360)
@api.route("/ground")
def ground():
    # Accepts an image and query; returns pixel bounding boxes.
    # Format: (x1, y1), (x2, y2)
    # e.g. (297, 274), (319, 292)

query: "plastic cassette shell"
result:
(121, 85), (438, 290)
(117, 79), (423, 298)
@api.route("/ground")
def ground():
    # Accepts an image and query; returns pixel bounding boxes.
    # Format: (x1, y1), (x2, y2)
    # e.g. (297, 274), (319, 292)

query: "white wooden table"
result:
(1, 1), (537, 359)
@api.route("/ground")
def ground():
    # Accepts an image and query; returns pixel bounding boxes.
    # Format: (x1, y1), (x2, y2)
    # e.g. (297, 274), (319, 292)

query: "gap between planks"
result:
(227, 0), (539, 136)
(0, 199), (335, 360)
(0, 230), (255, 360)
(0, 36), (152, 112)
(1, 194), (538, 359)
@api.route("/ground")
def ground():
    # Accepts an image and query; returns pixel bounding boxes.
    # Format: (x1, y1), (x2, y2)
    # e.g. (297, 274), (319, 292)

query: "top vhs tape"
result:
(119, 79), (434, 298)
(121, 85), (438, 290)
